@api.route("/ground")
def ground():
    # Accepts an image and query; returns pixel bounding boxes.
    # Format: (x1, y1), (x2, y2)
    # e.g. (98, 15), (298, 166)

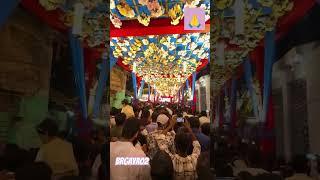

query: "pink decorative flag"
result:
(184, 7), (205, 30)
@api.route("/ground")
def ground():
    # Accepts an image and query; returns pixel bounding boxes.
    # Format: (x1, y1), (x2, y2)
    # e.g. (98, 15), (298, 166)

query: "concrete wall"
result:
(0, 8), (54, 149)
(273, 41), (320, 159)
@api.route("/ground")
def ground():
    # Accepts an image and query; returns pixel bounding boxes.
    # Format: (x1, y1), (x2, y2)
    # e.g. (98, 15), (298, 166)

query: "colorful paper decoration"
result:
(110, 33), (209, 96)
(211, 0), (294, 96)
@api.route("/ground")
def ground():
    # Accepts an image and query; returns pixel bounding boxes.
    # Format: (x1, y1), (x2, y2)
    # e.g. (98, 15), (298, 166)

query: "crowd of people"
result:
(109, 100), (213, 180)
(1, 99), (320, 180)
(213, 128), (318, 180)
(0, 113), (108, 180)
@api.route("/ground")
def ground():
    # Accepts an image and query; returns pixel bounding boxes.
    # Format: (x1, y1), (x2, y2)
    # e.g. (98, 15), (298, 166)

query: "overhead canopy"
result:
(20, 0), (314, 98)
(110, 33), (209, 96)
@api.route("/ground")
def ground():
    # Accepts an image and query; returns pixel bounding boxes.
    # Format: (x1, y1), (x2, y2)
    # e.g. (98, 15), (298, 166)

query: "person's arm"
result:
(184, 121), (201, 157)
(162, 116), (176, 135)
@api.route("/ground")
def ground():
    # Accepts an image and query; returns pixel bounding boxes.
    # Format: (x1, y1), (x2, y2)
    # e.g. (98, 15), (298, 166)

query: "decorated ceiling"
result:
(34, 0), (298, 97)
(110, 33), (209, 96)
(110, 0), (210, 27)
(210, 0), (294, 95)
(37, 0), (210, 47)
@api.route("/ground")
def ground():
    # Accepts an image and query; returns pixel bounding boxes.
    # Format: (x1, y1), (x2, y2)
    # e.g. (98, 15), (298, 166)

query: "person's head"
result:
(200, 111), (207, 117)
(122, 99), (129, 106)
(15, 162), (52, 180)
(115, 113), (126, 126)
(140, 109), (151, 126)
(291, 154), (309, 174)
(197, 152), (215, 180)
(36, 118), (59, 143)
(121, 117), (140, 142)
(151, 112), (159, 123)
(174, 132), (193, 157)
(188, 116), (200, 129)
(201, 123), (210, 136)
(156, 114), (170, 130)
(110, 107), (119, 116)
(151, 150), (174, 180)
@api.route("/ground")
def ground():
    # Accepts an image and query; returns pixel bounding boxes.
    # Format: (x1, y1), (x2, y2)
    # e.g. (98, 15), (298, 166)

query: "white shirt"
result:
(110, 141), (151, 180)
(285, 174), (314, 180)
(199, 116), (210, 125)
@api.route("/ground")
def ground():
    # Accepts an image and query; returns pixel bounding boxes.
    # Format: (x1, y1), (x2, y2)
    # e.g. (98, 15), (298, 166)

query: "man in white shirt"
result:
(199, 111), (210, 125)
(110, 118), (151, 180)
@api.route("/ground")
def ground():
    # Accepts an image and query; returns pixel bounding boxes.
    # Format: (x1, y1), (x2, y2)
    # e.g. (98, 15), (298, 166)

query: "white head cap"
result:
(156, 114), (169, 125)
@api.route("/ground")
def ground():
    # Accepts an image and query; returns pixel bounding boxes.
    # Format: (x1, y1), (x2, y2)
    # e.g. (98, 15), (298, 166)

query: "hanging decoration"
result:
(72, 2), (84, 35)
(211, 0), (294, 97)
(110, 33), (209, 96)
(262, 29), (275, 123)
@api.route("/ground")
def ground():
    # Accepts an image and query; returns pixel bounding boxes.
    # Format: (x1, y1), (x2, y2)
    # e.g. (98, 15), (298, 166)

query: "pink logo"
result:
(184, 7), (205, 30)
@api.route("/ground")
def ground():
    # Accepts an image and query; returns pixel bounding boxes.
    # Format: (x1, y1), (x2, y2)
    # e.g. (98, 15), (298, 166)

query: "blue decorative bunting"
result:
(262, 30), (275, 123)
(186, 79), (189, 91)
(92, 54), (108, 118)
(244, 59), (259, 121)
(230, 77), (237, 122)
(69, 32), (88, 119)
(192, 72), (196, 99)
(139, 80), (145, 98)
(132, 72), (137, 99)
(110, 55), (117, 70)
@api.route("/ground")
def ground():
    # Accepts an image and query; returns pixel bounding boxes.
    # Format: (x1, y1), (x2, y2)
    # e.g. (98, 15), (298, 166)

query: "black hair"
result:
(151, 112), (159, 122)
(174, 132), (193, 156)
(291, 154), (309, 174)
(201, 123), (210, 136)
(188, 116), (200, 129)
(151, 150), (174, 180)
(36, 118), (58, 136)
(122, 99), (129, 105)
(200, 111), (207, 117)
(140, 109), (151, 126)
(121, 117), (140, 139)
(115, 113), (126, 126)
(110, 107), (120, 116)
(15, 162), (52, 180)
